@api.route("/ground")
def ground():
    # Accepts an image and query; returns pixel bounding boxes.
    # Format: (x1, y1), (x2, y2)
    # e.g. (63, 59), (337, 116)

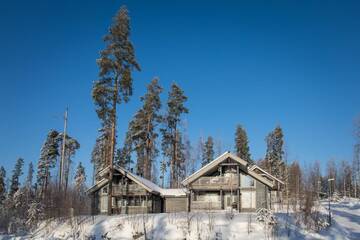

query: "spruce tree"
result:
(9, 158), (24, 197)
(234, 125), (252, 164)
(0, 166), (6, 204)
(202, 136), (214, 166)
(92, 6), (140, 214)
(161, 83), (188, 188)
(264, 126), (284, 179)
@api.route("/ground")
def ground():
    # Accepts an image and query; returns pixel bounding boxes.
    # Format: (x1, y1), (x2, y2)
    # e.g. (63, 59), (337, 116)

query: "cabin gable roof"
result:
(181, 151), (275, 188)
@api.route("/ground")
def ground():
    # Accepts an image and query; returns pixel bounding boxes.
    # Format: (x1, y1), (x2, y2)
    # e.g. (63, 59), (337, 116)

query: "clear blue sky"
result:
(1, 0), (359, 183)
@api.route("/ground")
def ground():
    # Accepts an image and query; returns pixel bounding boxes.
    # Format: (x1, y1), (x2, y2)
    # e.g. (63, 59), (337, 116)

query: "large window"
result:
(241, 175), (255, 187)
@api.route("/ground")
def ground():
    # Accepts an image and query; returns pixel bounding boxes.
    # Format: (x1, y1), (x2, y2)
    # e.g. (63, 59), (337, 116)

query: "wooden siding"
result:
(165, 197), (187, 213)
(191, 176), (239, 190)
(256, 181), (268, 209)
(191, 201), (221, 210)
(112, 184), (147, 196)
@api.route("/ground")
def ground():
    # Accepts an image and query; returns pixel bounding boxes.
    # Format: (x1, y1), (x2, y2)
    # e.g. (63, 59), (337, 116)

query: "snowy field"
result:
(1, 199), (360, 240)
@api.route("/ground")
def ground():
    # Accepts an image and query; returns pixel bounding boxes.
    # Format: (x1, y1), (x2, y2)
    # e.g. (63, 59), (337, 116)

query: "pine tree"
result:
(234, 125), (252, 164)
(9, 158), (24, 197)
(115, 131), (133, 170)
(74, 162), (86, 193)
(92, 5), (140, 215)
(264, 126), (284, 179)
(160, 159), (167, 188)
(161, 83), (189, 188)
(37, 130), (61, 198)
(0, 166), (6, 204)
(202, 136), (214, 166)
(59, 134), (80, 193)
(26, 162), (34, 190)
(175, 130), (186, 184)
(91, 128), (110, 181)
(127, 78), (162, 179)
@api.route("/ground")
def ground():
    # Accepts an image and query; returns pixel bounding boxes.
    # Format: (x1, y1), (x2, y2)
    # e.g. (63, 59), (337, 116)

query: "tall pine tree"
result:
(127, 78), (162, 179)
(264, 126), (284, 179)
(9, 158), (24, 197)
(161, 83), (188, 188)
(234, 125), (252, 164)
(92, 6), (140, 214)
(202, 136), (214, 166)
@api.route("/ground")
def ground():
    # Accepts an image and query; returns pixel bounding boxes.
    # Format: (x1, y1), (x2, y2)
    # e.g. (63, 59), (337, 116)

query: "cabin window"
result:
(128, 197), (142, 206)
(241, 175), (255, 187)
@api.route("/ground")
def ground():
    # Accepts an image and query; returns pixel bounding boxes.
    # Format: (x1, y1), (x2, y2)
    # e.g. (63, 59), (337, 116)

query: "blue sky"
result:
(0, 1), (360, 184)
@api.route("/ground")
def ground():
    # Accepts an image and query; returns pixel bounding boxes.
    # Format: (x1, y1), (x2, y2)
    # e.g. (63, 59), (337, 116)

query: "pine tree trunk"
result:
(170, 128), (177, 188)
(108, 76), (118, 215)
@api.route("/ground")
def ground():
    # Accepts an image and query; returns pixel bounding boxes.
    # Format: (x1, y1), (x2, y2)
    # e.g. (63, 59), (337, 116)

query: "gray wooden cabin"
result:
(87, 166), (187, 214)
(182, 152), (277, 212)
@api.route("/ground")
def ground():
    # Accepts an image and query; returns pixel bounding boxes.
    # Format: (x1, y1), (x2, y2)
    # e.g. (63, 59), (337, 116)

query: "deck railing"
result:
(191, 176), (239, 190)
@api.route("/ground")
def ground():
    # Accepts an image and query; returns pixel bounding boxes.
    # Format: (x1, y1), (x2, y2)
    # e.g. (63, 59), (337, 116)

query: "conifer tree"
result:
(26, 162), (34, 190)
(0, 166), (6, 204)
(115, 131), (133, 170)
(37, 130), (61, 198)
(161, 83), (188, 188)
(264, 126), (284, 179)
(91, 129), (110, 181)
(202, 136), (214, 166)
(234, 125), (252, 164)
(9, 158), (24, 197)
(92, 6), (140, 214)
(175, 130), (186, 183)
(74, 162), (86, 193)
(127, 78), (162, 179)
(59, 134), (80, 193)
(159, 159), (167, 188)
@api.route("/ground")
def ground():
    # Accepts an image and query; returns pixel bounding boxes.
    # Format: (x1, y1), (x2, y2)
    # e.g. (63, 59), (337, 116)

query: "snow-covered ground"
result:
(1, 199), (360, 240)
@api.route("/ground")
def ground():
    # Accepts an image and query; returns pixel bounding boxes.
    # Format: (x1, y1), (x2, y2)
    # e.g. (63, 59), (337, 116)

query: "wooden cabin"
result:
(87, 166), (187, 214)
(87, 151), (282, 214)
(182, 152), (277, 212)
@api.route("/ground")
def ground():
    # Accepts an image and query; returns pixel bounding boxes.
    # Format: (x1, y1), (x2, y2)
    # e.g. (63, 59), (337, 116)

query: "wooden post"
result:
(220, 189), (224, 210)
(145, 194), (148, 213)
(236, 165), (240, 212)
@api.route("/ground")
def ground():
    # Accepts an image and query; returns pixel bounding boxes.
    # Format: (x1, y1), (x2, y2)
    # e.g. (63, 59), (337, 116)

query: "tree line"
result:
(0, 130), (87, 234)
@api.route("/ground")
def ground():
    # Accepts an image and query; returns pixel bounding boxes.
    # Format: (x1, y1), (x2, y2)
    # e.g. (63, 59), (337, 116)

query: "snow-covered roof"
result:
(87, 166), (187, 197)
(181, 151), (275, 189)
(161, 188), (187, 197)
(249, 165), (284, 185)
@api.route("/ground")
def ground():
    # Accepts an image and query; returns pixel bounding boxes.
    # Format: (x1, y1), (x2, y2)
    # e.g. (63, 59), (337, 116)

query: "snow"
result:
(2, 198), (360, 239)
(160, 188), (187, 197)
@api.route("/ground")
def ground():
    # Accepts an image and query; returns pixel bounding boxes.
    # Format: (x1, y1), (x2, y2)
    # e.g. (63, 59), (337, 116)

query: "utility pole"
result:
(59, 108), (68, 191)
